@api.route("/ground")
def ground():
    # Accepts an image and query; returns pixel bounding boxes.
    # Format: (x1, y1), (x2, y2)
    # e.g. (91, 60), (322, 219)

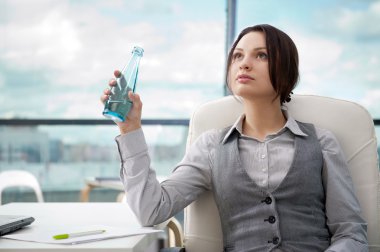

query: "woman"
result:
(101, 24), (368, 251)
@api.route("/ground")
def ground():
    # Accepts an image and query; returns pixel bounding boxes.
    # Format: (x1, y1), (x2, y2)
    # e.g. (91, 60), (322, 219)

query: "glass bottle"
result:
(103, 46), (144, 122)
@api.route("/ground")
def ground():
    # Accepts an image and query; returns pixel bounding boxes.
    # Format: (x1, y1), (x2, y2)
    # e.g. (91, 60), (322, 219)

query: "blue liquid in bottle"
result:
(103, 46), (144, 122)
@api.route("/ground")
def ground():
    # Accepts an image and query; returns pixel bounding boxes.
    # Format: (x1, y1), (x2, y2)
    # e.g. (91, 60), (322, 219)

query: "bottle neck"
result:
(132, 46), (144, 57)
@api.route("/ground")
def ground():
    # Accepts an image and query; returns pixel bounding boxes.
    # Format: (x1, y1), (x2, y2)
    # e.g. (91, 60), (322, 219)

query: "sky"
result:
(237, 0), (380, 117)
(0, 0), (226, 119)
(0, 0), (379, 122)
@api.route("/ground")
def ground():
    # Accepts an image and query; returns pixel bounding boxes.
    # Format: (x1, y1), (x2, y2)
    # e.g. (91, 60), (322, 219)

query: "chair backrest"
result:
(184, 94), (380, 251)
(0, 170), (44, 204)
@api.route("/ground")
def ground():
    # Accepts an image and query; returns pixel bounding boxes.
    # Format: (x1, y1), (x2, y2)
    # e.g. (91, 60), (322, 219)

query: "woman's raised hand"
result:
(101, 70), (143, 134)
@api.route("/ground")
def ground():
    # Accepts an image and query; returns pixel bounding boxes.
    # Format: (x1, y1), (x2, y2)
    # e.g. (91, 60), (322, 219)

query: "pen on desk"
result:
(53, 229), (106, 240)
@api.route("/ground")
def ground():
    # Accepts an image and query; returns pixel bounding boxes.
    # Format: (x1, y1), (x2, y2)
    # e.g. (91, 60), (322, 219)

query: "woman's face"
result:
(229, 31), (276, 102)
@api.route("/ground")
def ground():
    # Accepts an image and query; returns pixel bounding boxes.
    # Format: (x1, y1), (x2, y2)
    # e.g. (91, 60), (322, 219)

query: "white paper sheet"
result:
(1, 225), (162, 245)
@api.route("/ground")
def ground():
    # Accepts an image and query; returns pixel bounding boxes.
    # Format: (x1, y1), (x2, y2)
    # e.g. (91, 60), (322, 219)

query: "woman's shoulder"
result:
(193, 126), (232, 147)
(313, 125), (343, 154)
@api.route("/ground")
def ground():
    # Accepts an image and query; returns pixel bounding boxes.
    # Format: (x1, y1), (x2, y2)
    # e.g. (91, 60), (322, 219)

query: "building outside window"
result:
(0, 0), (379, 202)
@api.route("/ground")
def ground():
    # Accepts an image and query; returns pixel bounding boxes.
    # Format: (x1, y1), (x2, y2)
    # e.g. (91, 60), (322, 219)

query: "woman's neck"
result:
(242, 98), (286, 141)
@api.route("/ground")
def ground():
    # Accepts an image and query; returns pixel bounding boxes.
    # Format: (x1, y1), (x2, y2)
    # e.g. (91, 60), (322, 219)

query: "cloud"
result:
(317, 1), (380, 40)
(287, 30), (344, 89)
(0, 0), (226, 118)
(360, 89), (380, 116)
(286, 5), (380, 99)
(0, 2), (82, 70)
(0, 71), (4, 88)
(2, 0), (378, 120)
(293, 33), (343, 72)
(0, 0), (224, 90)
(141, 21), (225, 84)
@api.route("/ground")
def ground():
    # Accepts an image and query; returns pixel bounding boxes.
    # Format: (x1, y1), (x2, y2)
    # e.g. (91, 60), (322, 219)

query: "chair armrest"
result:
(156, 216), (184, 247)
(166, 217), (184, 247)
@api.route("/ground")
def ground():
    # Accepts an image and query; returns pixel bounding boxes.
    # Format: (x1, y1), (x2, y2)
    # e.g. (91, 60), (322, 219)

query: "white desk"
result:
(0, 203), (159, 252)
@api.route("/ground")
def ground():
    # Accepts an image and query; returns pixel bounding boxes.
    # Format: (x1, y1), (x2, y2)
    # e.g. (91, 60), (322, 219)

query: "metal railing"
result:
(0, 118), (378, 126)
(0, 119), (190, 126)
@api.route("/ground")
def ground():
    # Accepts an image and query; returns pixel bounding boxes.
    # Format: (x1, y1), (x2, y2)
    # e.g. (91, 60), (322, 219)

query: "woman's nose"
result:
(239, 58), (252, 70)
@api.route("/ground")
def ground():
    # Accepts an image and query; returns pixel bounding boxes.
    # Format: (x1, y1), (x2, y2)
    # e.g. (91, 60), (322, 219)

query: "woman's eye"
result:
(232, 52), (243, 60)
(257, 52), (268, 60)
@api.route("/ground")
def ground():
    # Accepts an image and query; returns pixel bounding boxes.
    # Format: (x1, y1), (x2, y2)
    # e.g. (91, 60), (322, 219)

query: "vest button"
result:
(272, 237), (279, 245)
(268, 216), (276, 224)
(264, 197), (272, 204)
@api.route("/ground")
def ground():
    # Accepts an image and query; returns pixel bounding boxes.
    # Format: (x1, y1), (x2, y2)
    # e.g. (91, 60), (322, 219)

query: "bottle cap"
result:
(132, 46), (144, 56)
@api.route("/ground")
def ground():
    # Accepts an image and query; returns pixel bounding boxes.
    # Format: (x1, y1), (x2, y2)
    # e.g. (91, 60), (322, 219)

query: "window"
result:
(0, 0), (226, 119)
(0, 0), (226, 201)
(236, 0), (380, 154)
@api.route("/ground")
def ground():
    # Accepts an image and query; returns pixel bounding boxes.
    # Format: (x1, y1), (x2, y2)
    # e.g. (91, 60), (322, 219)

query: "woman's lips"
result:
(237, 74), (255, 83)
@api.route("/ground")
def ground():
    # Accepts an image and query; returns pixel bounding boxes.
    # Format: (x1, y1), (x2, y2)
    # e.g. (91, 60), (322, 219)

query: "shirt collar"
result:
(221, 109), (308, 144)
(283, 110), (308, 137)
(222, 114), (244, 144)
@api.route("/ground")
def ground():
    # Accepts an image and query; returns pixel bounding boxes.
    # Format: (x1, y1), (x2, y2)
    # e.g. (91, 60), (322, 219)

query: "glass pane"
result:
(236, 0), (380, 162)
(0, 0), (226, 204)
(0, 0), (226, 119)
(0, 124), (188, 201)
(236, 0), (380, 118)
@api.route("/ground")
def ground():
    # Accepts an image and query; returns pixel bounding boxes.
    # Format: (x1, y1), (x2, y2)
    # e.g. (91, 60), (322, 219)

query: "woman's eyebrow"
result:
(234, 46), (267, 52)
(253, 47), (267, 51)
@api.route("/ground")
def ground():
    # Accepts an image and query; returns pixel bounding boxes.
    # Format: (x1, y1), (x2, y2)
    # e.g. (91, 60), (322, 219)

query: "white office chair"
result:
(176, 94), (379, 252)
(0, 170), (44, 204)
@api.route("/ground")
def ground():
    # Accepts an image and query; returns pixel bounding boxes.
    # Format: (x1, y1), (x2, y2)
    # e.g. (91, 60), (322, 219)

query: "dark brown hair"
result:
(226, 24), (299, 103)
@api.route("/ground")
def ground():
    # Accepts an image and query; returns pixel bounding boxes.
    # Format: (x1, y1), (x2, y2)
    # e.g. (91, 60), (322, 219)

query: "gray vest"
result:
(212, 122), (330, 252)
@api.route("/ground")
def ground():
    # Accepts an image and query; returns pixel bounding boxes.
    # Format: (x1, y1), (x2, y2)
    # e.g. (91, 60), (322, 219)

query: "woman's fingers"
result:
(108, 69), (120, 88)
(114, 70), (121, 78)
(104, 88), (112, 95)
(108, 78), (117, 87)
(124, 91), (143, 124)
(100, 94), (108, 104)
(128, 91), (142, 110)
(100, 87), (112, 104)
